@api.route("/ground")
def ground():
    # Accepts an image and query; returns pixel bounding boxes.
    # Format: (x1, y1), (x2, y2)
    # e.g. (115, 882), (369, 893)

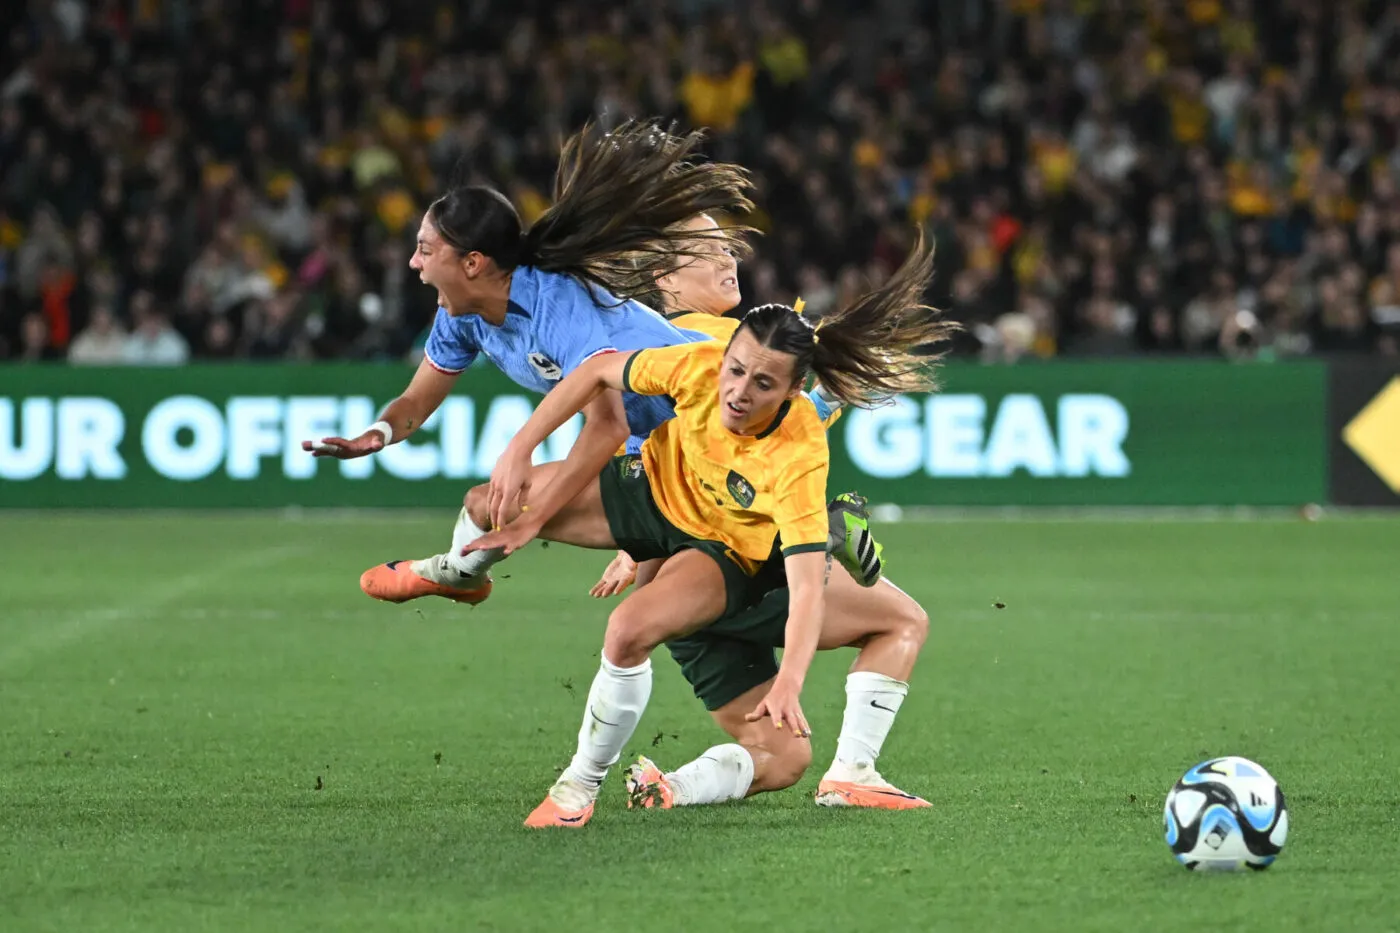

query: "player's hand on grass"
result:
(464, 512), (543, 557)
(589, 551), (637, 598)
(487, 442), (534, 531)
(745, 677), (811, 739)
(301, 431), (385, 459)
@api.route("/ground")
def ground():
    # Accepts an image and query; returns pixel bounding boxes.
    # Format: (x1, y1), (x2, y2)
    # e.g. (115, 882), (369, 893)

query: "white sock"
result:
(412, 506), (502, 584)
(666, 743), (755, 806)
(560, 655), (653, 794)
(829, 671), (908, 779)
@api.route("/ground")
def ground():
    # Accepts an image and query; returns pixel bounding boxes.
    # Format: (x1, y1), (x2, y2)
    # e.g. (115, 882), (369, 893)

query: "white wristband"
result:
(369, 421), (393, 446)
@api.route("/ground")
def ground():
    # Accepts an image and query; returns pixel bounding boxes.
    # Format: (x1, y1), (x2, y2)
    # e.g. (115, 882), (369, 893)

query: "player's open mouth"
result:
(721, 276), (737, 288)
(726, 401), (745, 416)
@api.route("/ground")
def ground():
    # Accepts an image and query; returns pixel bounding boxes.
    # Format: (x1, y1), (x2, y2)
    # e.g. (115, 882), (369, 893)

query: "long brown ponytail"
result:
(734, 228), (958, 407)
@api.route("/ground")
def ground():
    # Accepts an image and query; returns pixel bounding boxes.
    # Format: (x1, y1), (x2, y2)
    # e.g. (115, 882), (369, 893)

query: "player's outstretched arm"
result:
(485, 351), (633, 525)
(302, 358), (457, 458)
(488, 388), (629, 531)
(745, 550), (826, 739)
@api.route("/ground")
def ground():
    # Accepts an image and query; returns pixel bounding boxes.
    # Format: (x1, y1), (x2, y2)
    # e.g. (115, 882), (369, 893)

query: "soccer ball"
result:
(1163, 756), (1288, 871)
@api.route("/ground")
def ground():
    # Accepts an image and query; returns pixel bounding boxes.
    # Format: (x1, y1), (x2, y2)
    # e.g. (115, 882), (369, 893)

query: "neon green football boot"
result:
(827, 492), (884, 587)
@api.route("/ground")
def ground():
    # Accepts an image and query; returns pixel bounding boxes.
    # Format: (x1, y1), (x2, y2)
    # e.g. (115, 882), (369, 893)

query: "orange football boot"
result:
(523, 779), (596, 828)
(623, 756), (675, 810)
(815, 765), (930, 810)
(359, 560), (492, 605)
(815, 780), (930, 809)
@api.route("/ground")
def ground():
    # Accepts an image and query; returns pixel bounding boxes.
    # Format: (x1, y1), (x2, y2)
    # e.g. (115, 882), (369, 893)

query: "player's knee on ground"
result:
(744, 734), (813, 793)
(711, 685), (814, 794)
(464, 482), (490, 529)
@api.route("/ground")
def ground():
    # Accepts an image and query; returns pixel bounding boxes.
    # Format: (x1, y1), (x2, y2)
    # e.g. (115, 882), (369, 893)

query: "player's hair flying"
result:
(426, 120), (754, 302)
(733, 228), (958, 407)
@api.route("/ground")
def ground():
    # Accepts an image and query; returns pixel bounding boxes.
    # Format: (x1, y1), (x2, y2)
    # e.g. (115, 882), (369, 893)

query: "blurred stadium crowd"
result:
(2, 0), (1399, 365)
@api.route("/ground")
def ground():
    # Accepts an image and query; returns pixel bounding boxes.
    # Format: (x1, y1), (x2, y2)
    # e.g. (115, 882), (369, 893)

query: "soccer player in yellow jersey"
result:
(464, 232), (955, 827)
(591, 212), (846, 597)
(588, 212), (745, 597)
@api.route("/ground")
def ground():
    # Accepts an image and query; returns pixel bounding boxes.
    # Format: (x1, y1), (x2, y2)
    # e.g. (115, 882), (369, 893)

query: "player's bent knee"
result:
(899, 599), (930, 647)
(602, 604), (657, 667)
(750, 739), (812, 792)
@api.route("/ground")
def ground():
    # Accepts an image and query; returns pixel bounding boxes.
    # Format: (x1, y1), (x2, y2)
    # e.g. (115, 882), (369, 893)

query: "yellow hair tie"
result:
(791, 297), (821, 342)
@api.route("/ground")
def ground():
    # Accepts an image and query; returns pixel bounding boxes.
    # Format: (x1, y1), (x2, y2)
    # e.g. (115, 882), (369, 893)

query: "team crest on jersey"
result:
(726, 470), (756, 508)
(528, 352), (563, 382)
(619, 455), (645, 481)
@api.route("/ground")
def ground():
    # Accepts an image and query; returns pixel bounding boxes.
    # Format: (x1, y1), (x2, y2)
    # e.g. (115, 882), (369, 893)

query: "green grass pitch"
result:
(2, 512), (1397, 932)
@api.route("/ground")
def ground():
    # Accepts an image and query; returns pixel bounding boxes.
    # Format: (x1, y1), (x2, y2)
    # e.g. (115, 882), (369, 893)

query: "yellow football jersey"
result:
(622, 340), (830, 572)
(665, 310), (842, 429)
(666, 310), (740, 342)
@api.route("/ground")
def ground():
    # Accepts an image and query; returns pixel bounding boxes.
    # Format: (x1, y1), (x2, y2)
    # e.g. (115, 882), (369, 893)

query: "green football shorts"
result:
(597, 454), (794, 711)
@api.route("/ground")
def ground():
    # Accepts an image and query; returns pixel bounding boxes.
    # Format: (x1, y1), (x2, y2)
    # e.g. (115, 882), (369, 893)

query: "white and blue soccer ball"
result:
(1163, 756), (1288, 871)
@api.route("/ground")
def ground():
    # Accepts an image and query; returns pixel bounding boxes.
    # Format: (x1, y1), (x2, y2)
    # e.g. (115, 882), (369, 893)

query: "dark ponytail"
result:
(426, 120), (754, 303)
(733, 228), (958, 407)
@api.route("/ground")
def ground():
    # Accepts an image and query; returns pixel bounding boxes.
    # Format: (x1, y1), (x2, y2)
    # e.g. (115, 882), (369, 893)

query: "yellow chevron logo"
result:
(1343, 377), (1400, 493)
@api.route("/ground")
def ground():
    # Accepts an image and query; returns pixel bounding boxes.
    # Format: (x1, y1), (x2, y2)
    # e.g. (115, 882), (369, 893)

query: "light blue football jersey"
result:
(423, 266), (704, 442)
(422, 265), (837, 453)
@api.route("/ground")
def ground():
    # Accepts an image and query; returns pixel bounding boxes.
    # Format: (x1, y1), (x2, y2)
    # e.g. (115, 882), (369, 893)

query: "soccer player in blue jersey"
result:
(302, 121), (753, 601)
(303, 121), (878, 607)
